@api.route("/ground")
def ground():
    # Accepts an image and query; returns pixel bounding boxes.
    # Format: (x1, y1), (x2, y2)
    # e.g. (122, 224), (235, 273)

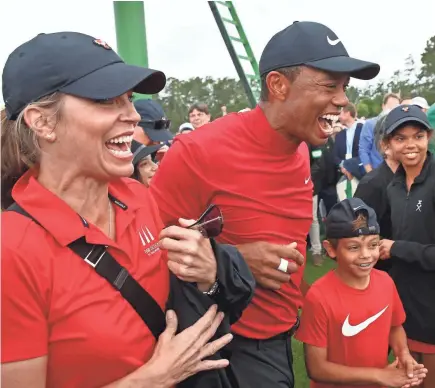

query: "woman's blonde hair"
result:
(1, 93), (63, 208)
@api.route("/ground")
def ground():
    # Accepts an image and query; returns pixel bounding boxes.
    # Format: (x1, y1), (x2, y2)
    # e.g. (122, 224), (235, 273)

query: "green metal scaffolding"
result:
(113, 1), (149, 98)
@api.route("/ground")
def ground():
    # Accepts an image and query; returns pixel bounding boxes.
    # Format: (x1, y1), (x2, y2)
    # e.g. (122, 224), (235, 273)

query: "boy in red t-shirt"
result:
(296, 198), (427, 387)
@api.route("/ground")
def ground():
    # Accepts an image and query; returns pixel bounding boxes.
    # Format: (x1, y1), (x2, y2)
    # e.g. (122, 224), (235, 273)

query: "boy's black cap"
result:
(326, 198), (380, 239)
(134, 99), (173, 142)
(259, 21), (380, 80)
(131, 140), (162, 166)
(384, 105), (433, 136)
(2, 32), (166, 120)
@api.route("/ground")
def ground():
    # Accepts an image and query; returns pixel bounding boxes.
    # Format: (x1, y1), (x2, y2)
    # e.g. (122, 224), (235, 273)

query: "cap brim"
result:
(413, 103), (430, 110)
(60, 62), (166, 99)
(306, 56), (380, 80)
(386, 117), (432, 135)
(143, 127), (173, 142)
(133, 144), (162, 166)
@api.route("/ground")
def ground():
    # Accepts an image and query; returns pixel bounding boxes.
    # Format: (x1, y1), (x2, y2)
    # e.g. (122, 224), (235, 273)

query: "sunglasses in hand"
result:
(187, 204), (224, 238)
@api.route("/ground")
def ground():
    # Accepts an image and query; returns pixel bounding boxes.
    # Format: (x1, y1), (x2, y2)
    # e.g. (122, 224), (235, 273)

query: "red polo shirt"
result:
(151, 106), (312, 339)
(295, 270), (406, 388)
(1, 171), (169, 388)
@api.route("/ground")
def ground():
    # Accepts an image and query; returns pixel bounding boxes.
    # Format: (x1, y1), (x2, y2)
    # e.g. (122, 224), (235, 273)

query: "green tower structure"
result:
(113, 1), (150, 99)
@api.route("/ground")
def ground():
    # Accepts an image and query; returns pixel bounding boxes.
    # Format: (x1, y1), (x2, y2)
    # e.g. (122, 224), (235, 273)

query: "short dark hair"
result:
(342, 103), (357, 118)
(188, 103), (209, 116)
(260, 66), (301, 102)
(352, 213), (368, 230)
(383, 93), (400, 106)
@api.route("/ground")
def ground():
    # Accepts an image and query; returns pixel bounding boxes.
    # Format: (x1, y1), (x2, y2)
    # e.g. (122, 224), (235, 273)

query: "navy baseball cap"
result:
(384, 105), (433, 136)
(325, 198), (380, 239)
(131, 140), (162, 166)
(134, 99), (173, 142)
(2, 32), (166, 120)
(259, 21), (380, 80)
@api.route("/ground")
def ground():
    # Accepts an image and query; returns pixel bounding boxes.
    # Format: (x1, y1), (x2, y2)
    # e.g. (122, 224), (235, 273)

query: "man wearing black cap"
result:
(133, 99), (173, 162)
(152, 21), (380, 387)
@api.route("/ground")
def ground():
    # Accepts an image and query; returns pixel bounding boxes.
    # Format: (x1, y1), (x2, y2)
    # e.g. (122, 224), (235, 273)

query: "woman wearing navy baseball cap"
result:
(1, 32), (233, 388)
(378, 104), (435, 387)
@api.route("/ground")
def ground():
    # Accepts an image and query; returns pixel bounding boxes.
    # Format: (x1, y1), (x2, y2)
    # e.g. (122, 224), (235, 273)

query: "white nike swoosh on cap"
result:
(342, 305), (389, 337)
(327, 36), (341, 46)
(353, 205), (364, 211)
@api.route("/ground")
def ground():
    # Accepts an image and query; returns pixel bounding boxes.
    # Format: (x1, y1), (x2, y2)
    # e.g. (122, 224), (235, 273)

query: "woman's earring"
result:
(45, 133), (55, 141)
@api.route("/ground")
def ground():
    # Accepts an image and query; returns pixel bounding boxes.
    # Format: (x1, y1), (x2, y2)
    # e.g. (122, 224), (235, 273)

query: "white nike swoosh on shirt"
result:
(305, 177), (311, 184)
(327, 36), (341, 46)
(342, 305), (389, 337)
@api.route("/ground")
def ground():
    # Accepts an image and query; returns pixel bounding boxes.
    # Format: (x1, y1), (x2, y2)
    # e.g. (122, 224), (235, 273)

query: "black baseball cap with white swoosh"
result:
(325, 198), (380, 239)
(259, 21), (380, 80)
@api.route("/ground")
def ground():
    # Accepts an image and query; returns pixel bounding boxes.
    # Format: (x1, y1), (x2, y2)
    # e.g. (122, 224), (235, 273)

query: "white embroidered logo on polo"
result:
(416, 200), (422, 212)
(139, 226), (160, 255)
(342, 305), (389, 337)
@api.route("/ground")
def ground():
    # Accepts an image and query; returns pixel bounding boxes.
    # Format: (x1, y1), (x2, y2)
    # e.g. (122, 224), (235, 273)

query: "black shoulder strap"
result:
(7, 202), (40, 224)
(6, 203), (166, 340)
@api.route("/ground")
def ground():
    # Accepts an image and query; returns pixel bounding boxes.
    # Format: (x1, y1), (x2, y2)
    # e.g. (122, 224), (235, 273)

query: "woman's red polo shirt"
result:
(1, 171), (169, 388)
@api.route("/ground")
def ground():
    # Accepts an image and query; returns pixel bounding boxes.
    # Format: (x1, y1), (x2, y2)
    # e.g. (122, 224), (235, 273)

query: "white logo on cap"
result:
(327, 36), (341, 46)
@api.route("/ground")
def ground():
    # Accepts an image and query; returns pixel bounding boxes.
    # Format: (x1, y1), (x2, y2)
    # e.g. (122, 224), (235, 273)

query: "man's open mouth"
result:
(318, 114), (339, 136)
(105, 134), (133, 159)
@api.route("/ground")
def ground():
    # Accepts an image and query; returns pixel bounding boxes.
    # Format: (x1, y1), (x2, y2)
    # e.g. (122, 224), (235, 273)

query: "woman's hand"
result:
(134, 305), (232, 388)
(160, 218), (217, 291)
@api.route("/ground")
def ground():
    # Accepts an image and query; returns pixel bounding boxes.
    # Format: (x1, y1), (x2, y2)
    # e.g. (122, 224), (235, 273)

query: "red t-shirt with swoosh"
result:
(295, 269), (406, 388)
(1, 171), (169, 388)
(151, 106), (313, 339)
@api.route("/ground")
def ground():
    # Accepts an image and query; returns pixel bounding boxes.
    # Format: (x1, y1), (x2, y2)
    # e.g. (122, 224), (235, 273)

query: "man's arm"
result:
(390, 241), (435, 271)
(333, 132), (344, 167)
(359, 120), (375, 172)
(353, 178), (383, 218)
(151, 138), (210, 225)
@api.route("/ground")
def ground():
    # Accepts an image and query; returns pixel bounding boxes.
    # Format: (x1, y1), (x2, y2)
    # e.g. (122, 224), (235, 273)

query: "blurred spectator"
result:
(400, 96), (413, 105)
(133, 99), (173, 162)
(308, 146), (324, 266)
(359, 93), (400, 173)
(335, 103), (364, 180)
(131, 140), (162, 187)
(178, 122), (194, 135)
(428, 103), (435, 155)
(411, 96), (430, 113)
(188, 103), (211, 129)
(133, 99), (173, 145)
(353, 114), (397, 273)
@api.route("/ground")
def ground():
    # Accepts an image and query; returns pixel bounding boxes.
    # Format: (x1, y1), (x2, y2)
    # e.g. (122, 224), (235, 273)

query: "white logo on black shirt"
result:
(416, 200), (423, 212)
